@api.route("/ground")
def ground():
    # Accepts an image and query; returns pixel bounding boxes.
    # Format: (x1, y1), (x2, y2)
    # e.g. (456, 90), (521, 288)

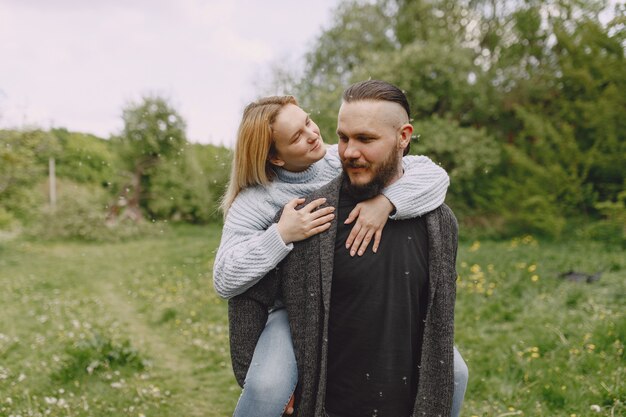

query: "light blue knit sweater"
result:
(213, 145), (449, 298)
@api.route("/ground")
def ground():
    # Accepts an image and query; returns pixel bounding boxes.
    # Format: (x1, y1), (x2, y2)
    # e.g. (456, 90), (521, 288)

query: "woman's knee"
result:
(243, 369), (296, 402)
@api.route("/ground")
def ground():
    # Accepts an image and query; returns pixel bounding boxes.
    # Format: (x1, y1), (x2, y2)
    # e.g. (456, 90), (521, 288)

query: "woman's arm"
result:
(383, 155), (449, 220)
(213, 222), (292, 299)
(324, 145), (449, 219)
(213, 192), (334, 299)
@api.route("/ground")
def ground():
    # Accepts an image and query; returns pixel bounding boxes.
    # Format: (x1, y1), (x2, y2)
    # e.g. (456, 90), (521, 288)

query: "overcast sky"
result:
(0, 0), (340, 146)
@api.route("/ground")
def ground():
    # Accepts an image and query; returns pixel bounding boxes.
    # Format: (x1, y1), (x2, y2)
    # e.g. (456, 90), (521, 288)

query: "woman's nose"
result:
(306, 129), (318, 142)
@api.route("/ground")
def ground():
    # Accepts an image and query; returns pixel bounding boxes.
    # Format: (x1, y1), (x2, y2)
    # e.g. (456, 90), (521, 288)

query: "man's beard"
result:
(342, 149), (400, 201)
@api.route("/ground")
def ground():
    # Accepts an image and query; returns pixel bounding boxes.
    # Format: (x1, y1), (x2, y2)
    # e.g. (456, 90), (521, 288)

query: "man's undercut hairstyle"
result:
(342, 80), (412, 155)
(342, 80), (411, 120)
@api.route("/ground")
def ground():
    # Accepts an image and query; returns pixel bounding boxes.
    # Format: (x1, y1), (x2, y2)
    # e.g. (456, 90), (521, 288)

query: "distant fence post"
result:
(49, 157), (56, 210)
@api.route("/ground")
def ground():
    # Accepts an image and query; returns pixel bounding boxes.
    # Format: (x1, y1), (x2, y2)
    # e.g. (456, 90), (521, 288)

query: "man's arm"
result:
(413, 204), (458, 416)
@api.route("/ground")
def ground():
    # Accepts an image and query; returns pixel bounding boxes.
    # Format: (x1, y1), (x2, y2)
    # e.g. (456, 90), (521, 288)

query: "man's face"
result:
(336, 100), (410, 198)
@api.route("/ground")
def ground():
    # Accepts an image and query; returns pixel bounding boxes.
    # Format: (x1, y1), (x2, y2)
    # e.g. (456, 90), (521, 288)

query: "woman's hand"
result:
(344, 194), (394, 256)
(283, 393), (295, 415)
(277, 198), (335, 244)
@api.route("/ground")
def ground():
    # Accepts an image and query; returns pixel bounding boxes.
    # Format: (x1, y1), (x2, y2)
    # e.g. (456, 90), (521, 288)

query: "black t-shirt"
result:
(325, 191), (430, 417)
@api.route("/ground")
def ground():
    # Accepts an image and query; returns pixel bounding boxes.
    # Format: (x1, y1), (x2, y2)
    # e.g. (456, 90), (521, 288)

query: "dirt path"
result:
(96, 278), (210, 417)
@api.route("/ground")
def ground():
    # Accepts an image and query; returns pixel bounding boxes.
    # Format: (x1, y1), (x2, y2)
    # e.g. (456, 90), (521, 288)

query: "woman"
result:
(214, 96), (467, 416)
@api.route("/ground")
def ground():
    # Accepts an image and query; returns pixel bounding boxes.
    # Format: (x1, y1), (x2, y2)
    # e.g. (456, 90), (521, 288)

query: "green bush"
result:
(53, 332), (146, 383)
(0, 206), (16, 230)
(51, 128), (121, 186)
(146, 143), (231, 223)
(27, 180), (163, 242)
(574, 191), (626, 247)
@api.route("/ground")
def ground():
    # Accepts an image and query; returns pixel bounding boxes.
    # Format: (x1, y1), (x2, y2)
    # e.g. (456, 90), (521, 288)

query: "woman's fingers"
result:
(310, 206), (335, 219)
(345, 224), (361, 250)
(344, 205), (361, 225)
(350, 226), (371, 257)
(372, 230), (382, 253)
(354, 229), (375, 256)
(285, 197), (306, 210)
(309, 221), (333, 236)
(303, 197), (327, 212)
(310, 213), (335, 229)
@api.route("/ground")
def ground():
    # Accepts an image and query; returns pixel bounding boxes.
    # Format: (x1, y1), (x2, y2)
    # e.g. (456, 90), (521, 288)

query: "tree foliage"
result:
(0, 129), (58, 227)
(146, 143), (231, 223)
(109, 95), (188, 222)
(272, 0), (625, 237)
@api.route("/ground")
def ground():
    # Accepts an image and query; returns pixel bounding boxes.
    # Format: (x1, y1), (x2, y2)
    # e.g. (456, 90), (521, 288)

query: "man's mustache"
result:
(343, 160), (370, 169)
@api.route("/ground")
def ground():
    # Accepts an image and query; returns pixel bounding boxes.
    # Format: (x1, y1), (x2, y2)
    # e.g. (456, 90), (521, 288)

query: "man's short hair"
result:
(342, 80), (412, 155)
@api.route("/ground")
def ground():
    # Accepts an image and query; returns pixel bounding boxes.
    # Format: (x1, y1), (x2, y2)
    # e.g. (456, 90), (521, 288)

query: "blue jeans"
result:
(233, 308), (298, 417)
(233, 308), (469, 417)
(452, 345), (469, 417)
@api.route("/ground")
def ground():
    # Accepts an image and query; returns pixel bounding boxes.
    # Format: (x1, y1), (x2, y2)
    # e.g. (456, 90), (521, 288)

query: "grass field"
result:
(0, 225), (624, 417)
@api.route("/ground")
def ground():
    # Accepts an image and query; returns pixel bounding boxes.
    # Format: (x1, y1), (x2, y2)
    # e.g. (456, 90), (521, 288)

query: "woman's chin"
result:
(314, 145), (327, 161)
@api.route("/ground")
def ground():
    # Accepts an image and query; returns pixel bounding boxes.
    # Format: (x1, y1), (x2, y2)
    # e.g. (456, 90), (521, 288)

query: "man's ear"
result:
(398, 123), (413, 151)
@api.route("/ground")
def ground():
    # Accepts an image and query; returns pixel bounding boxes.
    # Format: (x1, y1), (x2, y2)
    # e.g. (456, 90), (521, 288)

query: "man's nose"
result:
(343, 139), (361, 159)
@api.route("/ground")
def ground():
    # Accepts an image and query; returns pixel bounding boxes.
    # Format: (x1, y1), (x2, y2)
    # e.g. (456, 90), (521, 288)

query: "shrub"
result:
(53, 332), (146, 383)
(27, 180), (163, 242)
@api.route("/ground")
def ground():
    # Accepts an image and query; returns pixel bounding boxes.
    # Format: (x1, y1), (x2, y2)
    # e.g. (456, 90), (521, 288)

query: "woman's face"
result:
(270, 104), (326, 172)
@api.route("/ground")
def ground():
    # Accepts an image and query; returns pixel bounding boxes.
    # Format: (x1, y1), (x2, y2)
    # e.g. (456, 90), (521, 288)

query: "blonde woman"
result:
(214, 96), (464, 416)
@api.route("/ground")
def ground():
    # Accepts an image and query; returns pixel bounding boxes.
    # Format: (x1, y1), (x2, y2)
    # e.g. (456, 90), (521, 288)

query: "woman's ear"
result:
(268, 155), (285, 167)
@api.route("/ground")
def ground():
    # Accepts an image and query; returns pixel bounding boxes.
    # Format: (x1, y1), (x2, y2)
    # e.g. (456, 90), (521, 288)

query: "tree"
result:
(0, 129), (59, 227)
(108, 96), (187, 222)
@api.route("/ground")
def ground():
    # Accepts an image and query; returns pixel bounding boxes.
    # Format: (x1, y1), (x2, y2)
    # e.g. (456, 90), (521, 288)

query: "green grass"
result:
(0, 228), (624, 416)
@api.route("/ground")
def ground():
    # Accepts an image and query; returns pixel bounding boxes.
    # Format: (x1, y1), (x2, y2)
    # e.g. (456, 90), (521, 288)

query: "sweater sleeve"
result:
(383, 155), (450, 220)
(212, 191), (293, 299)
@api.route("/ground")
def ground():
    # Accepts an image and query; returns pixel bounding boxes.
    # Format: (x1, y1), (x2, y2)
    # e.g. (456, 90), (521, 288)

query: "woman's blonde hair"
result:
(220, 95), (298, 215)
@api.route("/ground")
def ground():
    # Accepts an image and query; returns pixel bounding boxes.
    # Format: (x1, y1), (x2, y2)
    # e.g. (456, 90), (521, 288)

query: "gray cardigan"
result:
(228, 174), (458, 417)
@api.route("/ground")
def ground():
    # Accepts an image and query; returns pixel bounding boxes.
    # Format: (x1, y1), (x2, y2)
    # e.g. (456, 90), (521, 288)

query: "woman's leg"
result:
(451, 346), (469, 417)
(233, 308), (298, 417)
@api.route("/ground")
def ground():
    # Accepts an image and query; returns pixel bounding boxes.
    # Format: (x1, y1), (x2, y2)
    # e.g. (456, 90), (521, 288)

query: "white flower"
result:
(590, 404), (602, 412)
(44, 397), (57, 405)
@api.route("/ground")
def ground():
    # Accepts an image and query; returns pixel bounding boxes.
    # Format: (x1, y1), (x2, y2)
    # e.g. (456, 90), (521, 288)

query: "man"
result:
(229, 80), (459, 417)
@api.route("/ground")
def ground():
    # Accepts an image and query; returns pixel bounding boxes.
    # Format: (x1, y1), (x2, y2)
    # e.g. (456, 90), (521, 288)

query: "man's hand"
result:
(283, 394), (295, 415)
(277, 198), (335, 244)
(344, 194), (394, 256)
